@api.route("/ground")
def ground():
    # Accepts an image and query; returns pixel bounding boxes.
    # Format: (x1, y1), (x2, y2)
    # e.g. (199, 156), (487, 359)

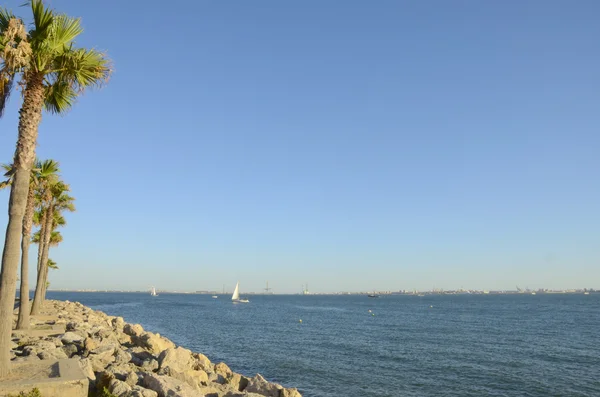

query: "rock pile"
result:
(11, 300), (302, 397)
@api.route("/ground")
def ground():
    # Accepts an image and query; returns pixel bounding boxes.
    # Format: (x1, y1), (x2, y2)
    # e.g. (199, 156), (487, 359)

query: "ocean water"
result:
(46, 292), (600, 397)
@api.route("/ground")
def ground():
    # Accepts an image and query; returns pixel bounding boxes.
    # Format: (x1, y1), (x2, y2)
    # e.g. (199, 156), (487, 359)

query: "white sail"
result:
(231, 282), (240, 301)
(151, 286), (157, 296)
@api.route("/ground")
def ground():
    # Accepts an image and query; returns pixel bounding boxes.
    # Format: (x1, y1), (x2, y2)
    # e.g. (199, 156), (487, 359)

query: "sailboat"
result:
(150, 286), (158, 297)
(231, 282), (249, 303)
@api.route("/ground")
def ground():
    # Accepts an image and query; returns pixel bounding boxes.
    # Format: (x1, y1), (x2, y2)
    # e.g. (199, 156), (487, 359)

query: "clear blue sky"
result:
(1, 0), (599, 293)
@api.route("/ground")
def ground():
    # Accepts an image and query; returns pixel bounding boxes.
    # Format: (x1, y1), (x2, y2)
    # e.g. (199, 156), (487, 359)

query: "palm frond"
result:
(0, 163), (14, 189)
(38, 159), (59, 176)
(0, 7), (16, 33)
(43, 78), (76, 113)
(1, 163), (13, 176)
(28, 0), (54, 41)
(31, 229), (40, 243)
(47, 258), (58, 269)
(0, 69), (14, 117)
(53, 47), (111, 90)
(32, 209), (42, 225)
(46, 14), (83, 51)
(48, 230), (62, 246)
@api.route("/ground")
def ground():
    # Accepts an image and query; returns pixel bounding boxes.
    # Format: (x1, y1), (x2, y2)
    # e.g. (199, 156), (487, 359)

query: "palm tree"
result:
(31, 230), (62, 302)
(31, 181), (73, 315)
(0, 159), (59, 330)
(0, 1), (110, 375)
(45, 259), (58, 292)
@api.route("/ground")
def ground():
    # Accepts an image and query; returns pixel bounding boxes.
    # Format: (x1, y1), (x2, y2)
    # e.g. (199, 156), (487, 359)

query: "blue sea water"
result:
(46, 292), (600, 397)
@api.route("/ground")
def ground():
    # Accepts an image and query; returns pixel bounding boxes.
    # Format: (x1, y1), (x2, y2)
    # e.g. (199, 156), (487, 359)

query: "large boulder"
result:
(281, 388), (302, 397)
(142, 373), (203, 397)
(78, 358), (96, 382)
(134, 332), (175, 355)
(140, 358), (159, 372)
(123, 323), (145, 337)
(103, 363), (139, 381)
(127, 347), (156, 365)
(62, 344), (79, 358)
(125, 371), (139, 387)
(192, 353), (212, 371)
(37, 349), (68, 360)
(245, 374), (283, 397)
(61, 331), (85, 345)
(130, 386), (159, 397)
(158, 347), (195, 373)
(109, 378), (132, 397)
(84, 337), (100, 352)
(90, 343), (117, 362)
(229, 373), (249, 392)
(115, 348), (133, 365)
(112, 316), (125, 330)
(214, 362), (233, 378)
(159, 367), (209, 390)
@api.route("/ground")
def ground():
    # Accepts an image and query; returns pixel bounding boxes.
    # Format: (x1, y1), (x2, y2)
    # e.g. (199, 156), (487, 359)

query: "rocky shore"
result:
(10, 300), (302, 397)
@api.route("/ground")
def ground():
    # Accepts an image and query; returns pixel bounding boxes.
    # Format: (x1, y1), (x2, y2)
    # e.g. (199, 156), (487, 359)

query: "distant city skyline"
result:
(1, 0), (598, 293)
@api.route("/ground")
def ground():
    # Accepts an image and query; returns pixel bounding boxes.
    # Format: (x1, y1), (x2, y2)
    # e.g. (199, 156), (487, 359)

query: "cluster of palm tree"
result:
(0, 0), (111, 376)
(1, 160), (74, 326)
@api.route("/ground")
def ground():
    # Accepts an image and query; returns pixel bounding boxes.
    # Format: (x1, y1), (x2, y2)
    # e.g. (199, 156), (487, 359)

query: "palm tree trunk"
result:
(16, 185), (35, 330)
(0, 73), (44, 377)
(31, 204), (53, 315)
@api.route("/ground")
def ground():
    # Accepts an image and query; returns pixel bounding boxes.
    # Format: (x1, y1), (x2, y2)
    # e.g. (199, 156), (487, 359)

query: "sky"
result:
(0, 0), (599, 293)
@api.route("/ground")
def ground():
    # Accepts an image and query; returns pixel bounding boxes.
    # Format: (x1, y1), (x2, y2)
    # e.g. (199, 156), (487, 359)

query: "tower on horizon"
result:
(264, 281), (273, 294)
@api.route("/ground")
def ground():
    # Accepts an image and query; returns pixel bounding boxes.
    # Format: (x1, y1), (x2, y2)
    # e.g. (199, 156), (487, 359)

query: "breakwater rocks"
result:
(10, 300), (302, 397)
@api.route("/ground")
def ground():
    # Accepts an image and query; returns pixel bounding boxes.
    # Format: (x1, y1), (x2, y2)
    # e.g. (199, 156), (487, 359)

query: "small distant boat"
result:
(150, 287), (158, 297)
(231, 282), (249, 303)
(584, 292), (590, 295)
(531, 292), (536, 295)
(367, 294), (379, 298)
(212, 295), (218, 298)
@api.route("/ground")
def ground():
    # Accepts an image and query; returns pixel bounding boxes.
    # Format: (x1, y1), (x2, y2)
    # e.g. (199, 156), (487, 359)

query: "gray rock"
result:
(101, 363), (136, 382)
(140, 358), (159, 372)
(110, 378), (132, 397)
(229, 373), (249, 392)
(127, 347), (155, 363)
(123, 323), (144, 337)
(129, 386), (159, 397)
(115, 348), (133, 365)
(158, 347), (195, 373)
(66, 321), (78, 331)
(245, 374), (283, 397)
(214, 362), (233, 378)
(62, 344), (79, 357)
(78, 358), (96, 382)
(22, 346), (38, 356)
(159, 366), (209, 389)
(125, 371), (139, 387)
(280, 388), (302, 397)
(133, 332), (175, 355)
(223, 392), (265, 397)
(112, 317), (125, 330)
(208, 371), (227, 385)
(61, 331), (85, 344)
(142, 373), (202, 397)
(37, 349), (68, 360)
(192, 352), (212, 371)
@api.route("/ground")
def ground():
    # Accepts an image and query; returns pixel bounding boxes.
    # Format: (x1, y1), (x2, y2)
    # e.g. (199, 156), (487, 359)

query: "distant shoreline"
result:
(43, 290), (598, 296)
